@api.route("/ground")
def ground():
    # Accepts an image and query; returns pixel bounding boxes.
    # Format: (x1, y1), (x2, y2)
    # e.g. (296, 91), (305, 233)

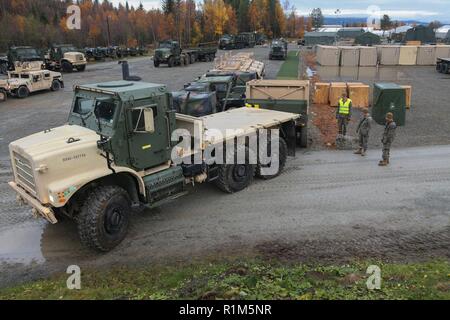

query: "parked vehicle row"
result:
(153, 40), (217, 67)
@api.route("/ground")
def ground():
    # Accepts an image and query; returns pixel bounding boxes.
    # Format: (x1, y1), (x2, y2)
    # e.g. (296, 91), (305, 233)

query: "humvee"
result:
(45, 44), (87, 72)
(8, 80), (299, 251)
(0, 67), (64, 99)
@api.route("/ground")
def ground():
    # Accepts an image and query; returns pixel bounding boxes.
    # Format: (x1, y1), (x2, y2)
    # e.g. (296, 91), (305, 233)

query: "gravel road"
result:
(0, 45), (449, 288)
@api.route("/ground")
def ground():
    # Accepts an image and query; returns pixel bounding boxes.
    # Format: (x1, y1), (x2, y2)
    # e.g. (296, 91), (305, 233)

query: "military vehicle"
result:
(239, 32), (256, 48)
(269, 39), (288, 60)
(153, 40), (217, 67)
(0, 46), (44, 75)
(0, 67), (63, 99)
(255, 33), (267, 45)
(218, 34), (246, 50)
(45, 44), (87, 72)
(8, 80), (299, 251)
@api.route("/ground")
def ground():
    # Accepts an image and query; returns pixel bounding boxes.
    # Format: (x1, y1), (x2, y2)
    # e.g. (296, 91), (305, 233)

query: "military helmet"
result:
(385, 112), (394, 121)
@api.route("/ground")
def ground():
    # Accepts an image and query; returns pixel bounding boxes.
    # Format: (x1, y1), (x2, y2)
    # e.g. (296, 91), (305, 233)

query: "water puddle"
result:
(0, 223), (45, 264)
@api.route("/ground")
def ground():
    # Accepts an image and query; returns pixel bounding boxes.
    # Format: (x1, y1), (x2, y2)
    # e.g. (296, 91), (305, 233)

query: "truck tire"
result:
(256, 137), (287, 180)
(62, 61), (73, 73)
(168, 57), (174, 68)
(76, 65), (86, 72)
(0, 63), (7, 75)
(0, 89), (7, 102)
(180, 56), (185, 66)
(215, 146), (255, 193)
(77, 185), (131, 252)
(154, 60), (160, 67)
(16, 86), (29, 99)
(436, 63), (442, 72)
(51, 80), (61, 91)
(189, 54), (194, 64)
(442, 63), (449, 74)
(299, 126), (308, 148)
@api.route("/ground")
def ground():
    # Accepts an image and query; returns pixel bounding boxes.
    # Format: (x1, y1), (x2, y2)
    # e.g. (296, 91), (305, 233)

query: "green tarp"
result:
(403, 25), (436, 44)
(372, 83), (406, 126)
(354, 32), (381, 46)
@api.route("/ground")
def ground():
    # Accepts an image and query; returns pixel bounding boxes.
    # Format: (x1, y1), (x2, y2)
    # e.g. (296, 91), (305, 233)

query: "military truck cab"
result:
(46, 44), (87, 72)
(269, 39), (288, 60)
(9, 80), (299, 252)
(154, 40), (185, 67)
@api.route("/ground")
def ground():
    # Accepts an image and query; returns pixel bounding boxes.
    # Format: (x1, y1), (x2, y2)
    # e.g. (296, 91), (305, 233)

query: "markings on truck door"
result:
(142, 144), (152, 150)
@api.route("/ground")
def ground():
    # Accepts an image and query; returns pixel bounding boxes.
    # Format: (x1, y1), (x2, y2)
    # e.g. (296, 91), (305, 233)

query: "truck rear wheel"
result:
(77, 185), (131, 252)
(16, 86), (29, 99)
(256, 137), (287, 180)
(215, 146), (255, 193)
(168, 57), (174, 68)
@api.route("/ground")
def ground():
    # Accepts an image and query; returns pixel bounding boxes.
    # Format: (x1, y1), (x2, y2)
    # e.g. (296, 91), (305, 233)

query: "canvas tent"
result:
(354, 32), (381, 46)
(337, 28), (365, 40)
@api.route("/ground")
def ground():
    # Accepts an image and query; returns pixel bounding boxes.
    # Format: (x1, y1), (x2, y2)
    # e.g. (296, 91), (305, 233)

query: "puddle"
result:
(0, 223), (45, 264)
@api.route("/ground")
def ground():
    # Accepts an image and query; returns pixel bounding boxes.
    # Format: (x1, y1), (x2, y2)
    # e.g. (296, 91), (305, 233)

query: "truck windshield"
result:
(60, 47), (78, 54)
(16, 49), (39, 58)
(159, 42), (172, 48)
(73, 97), (117, 123)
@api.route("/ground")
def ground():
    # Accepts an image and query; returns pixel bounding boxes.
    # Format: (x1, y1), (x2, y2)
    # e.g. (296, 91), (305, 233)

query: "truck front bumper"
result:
(71, 61), (87, 66)
(8, 181), (58, 224)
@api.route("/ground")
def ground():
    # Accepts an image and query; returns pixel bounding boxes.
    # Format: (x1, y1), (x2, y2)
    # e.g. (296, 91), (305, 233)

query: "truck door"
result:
(126, 102), (170, 170)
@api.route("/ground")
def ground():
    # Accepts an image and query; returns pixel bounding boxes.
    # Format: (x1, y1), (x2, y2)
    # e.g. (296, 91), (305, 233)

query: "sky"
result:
(110, 0), (450, 23)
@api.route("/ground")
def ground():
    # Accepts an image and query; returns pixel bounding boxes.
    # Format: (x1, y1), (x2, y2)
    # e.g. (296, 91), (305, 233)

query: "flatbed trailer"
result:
(436, 57), (450, 74)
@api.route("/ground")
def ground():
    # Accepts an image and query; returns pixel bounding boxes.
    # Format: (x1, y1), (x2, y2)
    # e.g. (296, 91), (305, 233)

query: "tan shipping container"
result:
(339, 46), (360, 67)
(359, 47), (378, 67)
(316, 45), (340, 66)
(417, 46), (436, 65)
(347, 83), (370, 108)
(399, 46), (418, 65)
(314, 82), (330, 105)
(246, 79), (310, 102)
(377, 45), (400, 65)
(329, 82), (348, 107)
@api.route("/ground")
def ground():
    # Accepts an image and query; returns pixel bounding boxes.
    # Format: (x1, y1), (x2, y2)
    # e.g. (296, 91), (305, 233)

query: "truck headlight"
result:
(49, 194), (55, 203)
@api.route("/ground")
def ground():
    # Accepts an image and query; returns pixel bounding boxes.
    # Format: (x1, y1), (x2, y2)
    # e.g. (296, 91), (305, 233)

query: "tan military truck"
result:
(0, 67), (64, 99)
(45, 44), (87, 72)
(8, 80), (299, 251)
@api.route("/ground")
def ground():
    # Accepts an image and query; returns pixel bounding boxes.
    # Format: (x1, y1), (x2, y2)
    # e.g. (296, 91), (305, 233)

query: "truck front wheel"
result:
(168, 57), (174, 67)
(16, 86), (29, 99)
(62, 61), (73, 73)
(154, 60), (160, 67)
(215, 146), (255, 193)
(77, 185), (131, 252)
(51, 80), (61, 91)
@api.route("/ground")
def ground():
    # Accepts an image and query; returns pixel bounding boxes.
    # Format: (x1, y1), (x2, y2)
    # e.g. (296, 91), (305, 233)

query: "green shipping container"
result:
(372, 83), (406, 126)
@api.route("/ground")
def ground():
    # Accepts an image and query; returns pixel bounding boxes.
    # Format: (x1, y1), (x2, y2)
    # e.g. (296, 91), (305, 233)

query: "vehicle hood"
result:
(64, 52), (86, 61)
(10, 124), (100, 160)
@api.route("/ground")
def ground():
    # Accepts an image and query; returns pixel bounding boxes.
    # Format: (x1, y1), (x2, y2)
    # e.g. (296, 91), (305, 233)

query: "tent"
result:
(337, 28), (365, 39)
(403, 25), (436, 44)
(354, 32), (381, 46)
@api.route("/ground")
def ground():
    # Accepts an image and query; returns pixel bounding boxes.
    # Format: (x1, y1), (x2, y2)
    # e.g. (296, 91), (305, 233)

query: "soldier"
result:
(379, 112), (397, 166)
(354, 108), (371, 156)
(336, 92), (352, 136)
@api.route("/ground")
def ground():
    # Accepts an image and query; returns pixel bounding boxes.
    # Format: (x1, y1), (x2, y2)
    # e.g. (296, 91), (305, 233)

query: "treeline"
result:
(0, 0), (315, 51)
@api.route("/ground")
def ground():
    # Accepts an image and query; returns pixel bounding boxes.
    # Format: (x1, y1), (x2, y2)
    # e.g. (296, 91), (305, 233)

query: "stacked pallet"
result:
(214, 52), (265, 77)
(348, 83), (370, 108)
(314, 82), (370, 108)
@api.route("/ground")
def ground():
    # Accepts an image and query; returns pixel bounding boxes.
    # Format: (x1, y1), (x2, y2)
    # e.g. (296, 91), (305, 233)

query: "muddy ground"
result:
(0, 45), (449, 288)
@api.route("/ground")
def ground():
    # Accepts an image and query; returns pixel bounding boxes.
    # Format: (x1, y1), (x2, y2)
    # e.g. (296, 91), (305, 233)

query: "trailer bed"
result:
(175, 108), (299, 154)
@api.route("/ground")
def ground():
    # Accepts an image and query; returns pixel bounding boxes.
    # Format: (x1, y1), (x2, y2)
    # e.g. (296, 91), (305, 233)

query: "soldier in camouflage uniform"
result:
(379, 112), (397, 166)
(354, 108), (371, 156)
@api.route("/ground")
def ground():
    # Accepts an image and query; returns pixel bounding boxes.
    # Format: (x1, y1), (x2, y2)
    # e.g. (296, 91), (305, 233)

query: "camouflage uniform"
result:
(382, 121), (397, 162)
(357, 116), (371, 152)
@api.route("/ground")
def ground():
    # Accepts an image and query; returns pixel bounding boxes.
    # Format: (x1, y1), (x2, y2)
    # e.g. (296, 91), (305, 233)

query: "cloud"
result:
(110, 0), (160, 10)
(295, 8), (439, 19)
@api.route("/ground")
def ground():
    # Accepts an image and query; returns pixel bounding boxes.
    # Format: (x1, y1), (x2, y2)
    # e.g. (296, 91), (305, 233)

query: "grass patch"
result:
(277, 51), (300, 79)
(1, 260), (449, 300)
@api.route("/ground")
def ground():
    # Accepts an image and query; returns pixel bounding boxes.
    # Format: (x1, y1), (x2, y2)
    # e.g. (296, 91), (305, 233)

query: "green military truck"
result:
(153, 40), (217, 67)
(218, 34), (246, 50)
(239, 32), (256, 48)
(8, 80), (299, 251)
(269, 39), (288, 60)
(45, 44), (87, 72)
(0, 46), (44, 74)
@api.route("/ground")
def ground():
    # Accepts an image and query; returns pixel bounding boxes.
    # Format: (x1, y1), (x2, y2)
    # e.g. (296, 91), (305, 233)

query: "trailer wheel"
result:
(168, 57), (174, 68)
(50, 80), (61, 91)
(299, 126), (308, 148)
(16, 86), (29, 99)
(215, 146), (255, 193)
(256, 137), (288, 180)
(77, 185), (131, 252)
(442, 63), (449, 74)
(436, 63), (442, 72)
